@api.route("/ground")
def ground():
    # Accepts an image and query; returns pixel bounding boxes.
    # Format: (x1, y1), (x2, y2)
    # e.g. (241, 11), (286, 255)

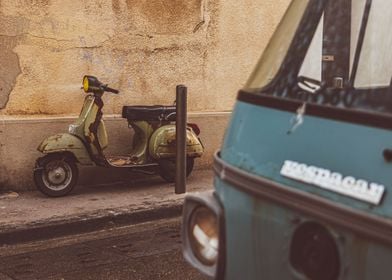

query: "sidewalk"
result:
(0, 169), (213, 245)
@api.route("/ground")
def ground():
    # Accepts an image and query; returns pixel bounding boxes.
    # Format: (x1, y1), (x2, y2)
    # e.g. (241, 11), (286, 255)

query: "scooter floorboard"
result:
(107, 156), (158, 168)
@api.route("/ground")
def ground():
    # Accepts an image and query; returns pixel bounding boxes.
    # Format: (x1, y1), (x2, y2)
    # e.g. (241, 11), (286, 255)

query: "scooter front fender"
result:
(37, 133), (94, 165)
(149, 125), (204, 159)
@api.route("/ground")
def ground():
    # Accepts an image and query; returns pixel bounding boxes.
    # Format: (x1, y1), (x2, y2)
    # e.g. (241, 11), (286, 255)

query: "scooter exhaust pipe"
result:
(175, 85), (187, 194)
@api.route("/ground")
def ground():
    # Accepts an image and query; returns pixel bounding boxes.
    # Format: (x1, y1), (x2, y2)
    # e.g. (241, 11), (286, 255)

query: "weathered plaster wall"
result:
(0, 0), (291, 191)
(0, 0), (290, 116)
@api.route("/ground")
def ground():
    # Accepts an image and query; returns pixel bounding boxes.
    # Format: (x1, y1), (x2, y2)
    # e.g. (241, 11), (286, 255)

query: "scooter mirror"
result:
(83, 75), (102, 93)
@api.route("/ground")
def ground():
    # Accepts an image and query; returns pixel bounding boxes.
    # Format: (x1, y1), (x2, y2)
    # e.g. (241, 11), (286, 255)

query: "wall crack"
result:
(0, 33), (72, 42)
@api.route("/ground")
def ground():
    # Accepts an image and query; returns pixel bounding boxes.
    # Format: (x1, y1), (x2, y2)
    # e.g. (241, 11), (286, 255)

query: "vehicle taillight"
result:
(188, 123), (201, 135)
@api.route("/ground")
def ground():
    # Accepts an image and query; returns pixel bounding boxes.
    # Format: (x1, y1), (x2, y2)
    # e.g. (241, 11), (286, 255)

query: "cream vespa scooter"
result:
(33, 76), (204, 197)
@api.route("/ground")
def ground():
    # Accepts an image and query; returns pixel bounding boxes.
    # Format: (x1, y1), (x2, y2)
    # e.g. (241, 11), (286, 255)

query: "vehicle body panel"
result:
(215, 177), (392, 280)
(129, 121), (155, 164)
(37, 133), (93, 165)
(149, 124), (204, 159)
(221, 101), (392, 218)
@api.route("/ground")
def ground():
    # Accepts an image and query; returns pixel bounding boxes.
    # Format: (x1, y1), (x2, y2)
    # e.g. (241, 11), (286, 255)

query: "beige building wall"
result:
(0, 0), (290, 190)
(0, 0), (290, 115)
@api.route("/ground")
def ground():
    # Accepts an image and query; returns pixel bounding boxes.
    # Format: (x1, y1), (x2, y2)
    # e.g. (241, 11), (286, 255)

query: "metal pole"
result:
(175, 85), (187, 194)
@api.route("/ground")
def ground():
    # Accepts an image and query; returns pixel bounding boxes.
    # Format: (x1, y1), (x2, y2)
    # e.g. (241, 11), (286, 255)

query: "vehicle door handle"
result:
(383, 149), (392, 162)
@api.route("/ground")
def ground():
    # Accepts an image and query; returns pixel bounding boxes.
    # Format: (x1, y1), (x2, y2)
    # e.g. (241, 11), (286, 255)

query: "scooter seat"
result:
(122, 105), (176, 121)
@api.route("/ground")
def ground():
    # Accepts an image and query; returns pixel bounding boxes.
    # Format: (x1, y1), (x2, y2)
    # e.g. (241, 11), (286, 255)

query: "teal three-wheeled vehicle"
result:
(182, 0), (392, 279)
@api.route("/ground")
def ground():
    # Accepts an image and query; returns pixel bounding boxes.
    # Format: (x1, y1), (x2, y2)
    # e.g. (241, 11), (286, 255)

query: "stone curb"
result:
(0, 203), (183, 246)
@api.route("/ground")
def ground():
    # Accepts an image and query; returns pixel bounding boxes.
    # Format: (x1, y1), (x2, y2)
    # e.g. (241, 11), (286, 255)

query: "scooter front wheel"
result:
(158, 157), (194, 183)
(34, 153), (78, 197)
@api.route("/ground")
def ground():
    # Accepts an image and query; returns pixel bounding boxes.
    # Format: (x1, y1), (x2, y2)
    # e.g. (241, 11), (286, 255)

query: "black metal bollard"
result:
(175, 85), (187, 194)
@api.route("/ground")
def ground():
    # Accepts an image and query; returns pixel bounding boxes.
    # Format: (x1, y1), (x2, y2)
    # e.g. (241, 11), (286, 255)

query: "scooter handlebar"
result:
(103, 85), (119, 94)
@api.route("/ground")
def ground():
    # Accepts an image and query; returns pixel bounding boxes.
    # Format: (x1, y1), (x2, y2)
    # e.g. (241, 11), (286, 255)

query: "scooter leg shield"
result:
(37, 133), (94, 165)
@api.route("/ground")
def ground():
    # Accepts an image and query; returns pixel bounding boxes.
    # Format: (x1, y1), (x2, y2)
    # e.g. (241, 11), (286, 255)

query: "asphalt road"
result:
(0, 218), (208, 280)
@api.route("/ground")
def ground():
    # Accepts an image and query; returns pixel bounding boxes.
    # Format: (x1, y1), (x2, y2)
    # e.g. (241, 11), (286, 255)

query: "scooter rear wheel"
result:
(158, 157), (194, 183)
(34, 153), (78, 197)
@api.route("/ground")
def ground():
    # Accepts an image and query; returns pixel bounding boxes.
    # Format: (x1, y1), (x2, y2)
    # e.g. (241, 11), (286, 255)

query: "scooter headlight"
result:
(82, 75), (101, 93)
(83, 76), (90, 92)
(189, 206), (219, 265)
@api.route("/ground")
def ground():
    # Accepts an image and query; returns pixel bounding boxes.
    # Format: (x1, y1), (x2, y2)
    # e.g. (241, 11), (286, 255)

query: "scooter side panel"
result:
(37, 133), (94, 165)
(129, 121), (154, 164)
(149, 125), (204, 159)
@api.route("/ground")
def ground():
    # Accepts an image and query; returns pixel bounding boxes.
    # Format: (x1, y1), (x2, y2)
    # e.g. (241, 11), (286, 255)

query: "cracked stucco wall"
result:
(0, 0), (290, 116)
(0, 0), (291, 191)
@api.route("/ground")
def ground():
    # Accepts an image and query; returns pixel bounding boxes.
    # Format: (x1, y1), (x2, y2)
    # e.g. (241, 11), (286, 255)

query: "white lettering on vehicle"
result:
(280, 160), (385, 205)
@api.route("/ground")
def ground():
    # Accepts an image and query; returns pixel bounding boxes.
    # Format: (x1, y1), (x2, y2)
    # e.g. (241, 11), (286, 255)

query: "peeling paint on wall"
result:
(0, 35), (21, 109)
